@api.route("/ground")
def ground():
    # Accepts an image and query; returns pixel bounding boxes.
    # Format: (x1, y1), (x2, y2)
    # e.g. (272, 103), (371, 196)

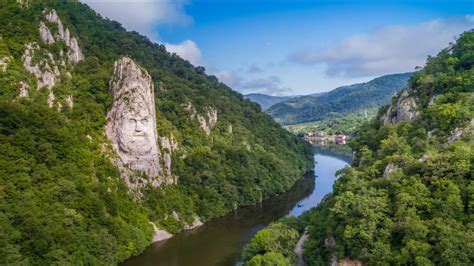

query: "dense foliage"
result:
(0, 0), (313, 264)
(267, 73), (412, 125)
(285, 110), (377, 135)
(241, 217), (304, 266)
(301, 31), (473, 265)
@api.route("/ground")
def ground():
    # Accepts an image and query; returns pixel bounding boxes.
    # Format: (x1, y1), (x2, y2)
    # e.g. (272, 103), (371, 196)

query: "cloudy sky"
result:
(81, 0), (473, 95)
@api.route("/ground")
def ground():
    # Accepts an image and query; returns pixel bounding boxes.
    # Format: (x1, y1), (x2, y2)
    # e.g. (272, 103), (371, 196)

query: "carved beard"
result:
(116, 106), (155, 156)
(122, 134), (152, 156)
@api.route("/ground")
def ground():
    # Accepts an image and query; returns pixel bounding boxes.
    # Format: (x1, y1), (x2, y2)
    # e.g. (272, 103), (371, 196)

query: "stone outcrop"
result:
(39, 22), (55, 44)
(22, 43), (60, 90)
(149, 222), (173, 243)
(16, 0), (29, 7)
(43, 9), (84, 63)
(0, 56), (10, 73)
(383, 163), (398, 177)
(22, 9), (84, 108)
(160, 135), (179, 183)
(184, 216), (204, 230)
(18, 81), (29, 98)
(22, 43), (59, 107)
(447, 119), (474, 144)
(65, 95), (74, 108)
(106, 57), (177, 190)
(382, 90), (419, 125)
(183, 102), (218, 135)
(419, 153), (430, 162)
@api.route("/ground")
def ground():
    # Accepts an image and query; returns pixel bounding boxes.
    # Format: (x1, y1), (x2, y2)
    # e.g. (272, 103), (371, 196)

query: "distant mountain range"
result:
(243, 93), (293, 110)
(259, 73), (412, 125)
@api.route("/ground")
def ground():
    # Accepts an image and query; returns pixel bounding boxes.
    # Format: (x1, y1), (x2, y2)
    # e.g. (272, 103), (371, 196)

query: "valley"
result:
(0, 1), (472, 266)
(122, 147), (351, 266)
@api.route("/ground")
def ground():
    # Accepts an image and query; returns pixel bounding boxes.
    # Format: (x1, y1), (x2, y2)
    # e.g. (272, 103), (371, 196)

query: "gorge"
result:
(122, 147), (351, 265)
(0, 1), (472, 265)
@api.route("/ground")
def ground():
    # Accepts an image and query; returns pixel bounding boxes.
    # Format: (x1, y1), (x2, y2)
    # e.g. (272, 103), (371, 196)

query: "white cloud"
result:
(213, 69), (289, 95)
(290, 16), (474, 77)
(165, 40), (203, 66)
(81, 0), (204, 67)
(239, 76), (289, 95)
(213, 69), (241, 87)
(81, 0), (192, 40)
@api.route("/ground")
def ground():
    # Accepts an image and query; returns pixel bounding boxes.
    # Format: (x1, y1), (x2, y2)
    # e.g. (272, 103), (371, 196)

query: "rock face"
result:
(382, 90), (419, 125)
(149, 222), (173, 243)
(184, 216), (204, 230)
(383, 163), (398, 177)
(106, 57), (176, 189)
(44, 9), (84, 63)
(183, 102), (218, 135)
(22, 43), (59, 107)
(23, 43), (60, 91)
(16, 0), (29, 7)
(22, 9), (84, 108)
(65, 95), (74, 108)
(0, 56), (10, 73)
(160, 135), (179, 183)
(39, 22), (55, 44)
(447, 119), (474, 144)
(18, 81), (29, 98)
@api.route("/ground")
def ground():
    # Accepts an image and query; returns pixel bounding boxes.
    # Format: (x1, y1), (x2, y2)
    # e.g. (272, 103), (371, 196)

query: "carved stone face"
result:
(116, 91), (155, 156)
(105, 56), (162, 183)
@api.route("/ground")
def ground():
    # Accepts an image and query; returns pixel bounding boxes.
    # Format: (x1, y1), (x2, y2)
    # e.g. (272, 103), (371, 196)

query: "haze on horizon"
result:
(82, 0), (473, 96)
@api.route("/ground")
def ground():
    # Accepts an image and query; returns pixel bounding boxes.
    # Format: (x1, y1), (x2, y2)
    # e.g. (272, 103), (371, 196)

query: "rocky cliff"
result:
(105, 57), (175, 189)
(381, 90), (419, 125)
(0, 1), (313, 264)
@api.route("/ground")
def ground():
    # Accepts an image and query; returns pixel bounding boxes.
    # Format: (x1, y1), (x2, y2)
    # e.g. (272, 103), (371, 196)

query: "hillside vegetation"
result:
(0, 1), (313, 264)
(301, 31), (473, 265)
(243, 93), (292, 110)
(242, 30), (473, 266)
(267, 73), (412, 125)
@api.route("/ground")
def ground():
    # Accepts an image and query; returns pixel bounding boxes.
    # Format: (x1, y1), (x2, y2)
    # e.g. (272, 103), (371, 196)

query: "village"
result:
(303, 131), (348, 145)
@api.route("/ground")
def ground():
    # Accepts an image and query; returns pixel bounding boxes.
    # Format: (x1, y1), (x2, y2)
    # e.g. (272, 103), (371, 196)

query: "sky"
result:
(81, 0), (473, 96)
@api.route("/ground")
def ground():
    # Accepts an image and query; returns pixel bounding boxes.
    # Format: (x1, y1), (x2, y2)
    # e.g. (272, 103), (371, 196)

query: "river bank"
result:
(123, 147), (351, 265)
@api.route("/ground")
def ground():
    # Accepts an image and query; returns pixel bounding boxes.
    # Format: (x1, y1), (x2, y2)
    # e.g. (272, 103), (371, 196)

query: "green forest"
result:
(267, 73), (412, 125)
(0, 0), (313, 264)
(242, 30), (473, 265)
(285, 110), (377, 135)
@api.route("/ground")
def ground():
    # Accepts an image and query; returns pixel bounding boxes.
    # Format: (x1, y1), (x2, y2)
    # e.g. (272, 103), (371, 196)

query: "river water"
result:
(122, 147), (350, 266)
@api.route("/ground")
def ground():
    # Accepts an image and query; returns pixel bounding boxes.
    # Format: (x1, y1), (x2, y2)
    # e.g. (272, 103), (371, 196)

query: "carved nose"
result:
(135, 121), (144, 132)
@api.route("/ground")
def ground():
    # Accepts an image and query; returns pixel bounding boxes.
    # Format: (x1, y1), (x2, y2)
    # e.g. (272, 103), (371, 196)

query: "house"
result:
(316, 131), (327, 137)
(335, 134), (347, 145)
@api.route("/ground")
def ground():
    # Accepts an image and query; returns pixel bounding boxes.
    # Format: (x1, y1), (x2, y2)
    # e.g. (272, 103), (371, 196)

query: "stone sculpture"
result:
(106, 56), (169, 189)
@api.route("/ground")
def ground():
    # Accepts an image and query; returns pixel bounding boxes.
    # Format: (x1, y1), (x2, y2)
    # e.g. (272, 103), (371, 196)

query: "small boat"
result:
(297, 204), (303, 207)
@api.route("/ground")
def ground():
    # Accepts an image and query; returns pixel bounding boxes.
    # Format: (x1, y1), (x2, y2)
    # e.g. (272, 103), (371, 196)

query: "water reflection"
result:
(122, 174), (315, 266)
(122, 146), (351, 266)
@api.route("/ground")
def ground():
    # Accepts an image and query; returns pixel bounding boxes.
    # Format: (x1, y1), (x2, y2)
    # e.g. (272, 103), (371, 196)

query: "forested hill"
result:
(243, 93), (292, 110)
(0, 1), (313, 264)
(267, 73), (412, 125)
(302, 30), (473, 265)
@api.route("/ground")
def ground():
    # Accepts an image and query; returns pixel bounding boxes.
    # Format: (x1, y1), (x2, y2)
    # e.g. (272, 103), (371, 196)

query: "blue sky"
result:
(83, 0), (473, 95)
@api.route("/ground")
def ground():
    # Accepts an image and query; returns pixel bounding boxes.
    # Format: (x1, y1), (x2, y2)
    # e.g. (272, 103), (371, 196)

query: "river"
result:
(122, 147), (351, 266)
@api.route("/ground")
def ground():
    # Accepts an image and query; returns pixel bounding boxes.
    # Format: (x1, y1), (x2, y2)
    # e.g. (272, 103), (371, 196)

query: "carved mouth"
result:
(133, 132), (146, 137)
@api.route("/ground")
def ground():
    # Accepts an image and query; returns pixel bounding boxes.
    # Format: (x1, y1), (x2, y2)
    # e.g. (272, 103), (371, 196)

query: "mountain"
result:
(241, 30), (474, 266)
(244, 93), (292, 110)
(0, 1), (313, 264)
(267, 73), (413, 125)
